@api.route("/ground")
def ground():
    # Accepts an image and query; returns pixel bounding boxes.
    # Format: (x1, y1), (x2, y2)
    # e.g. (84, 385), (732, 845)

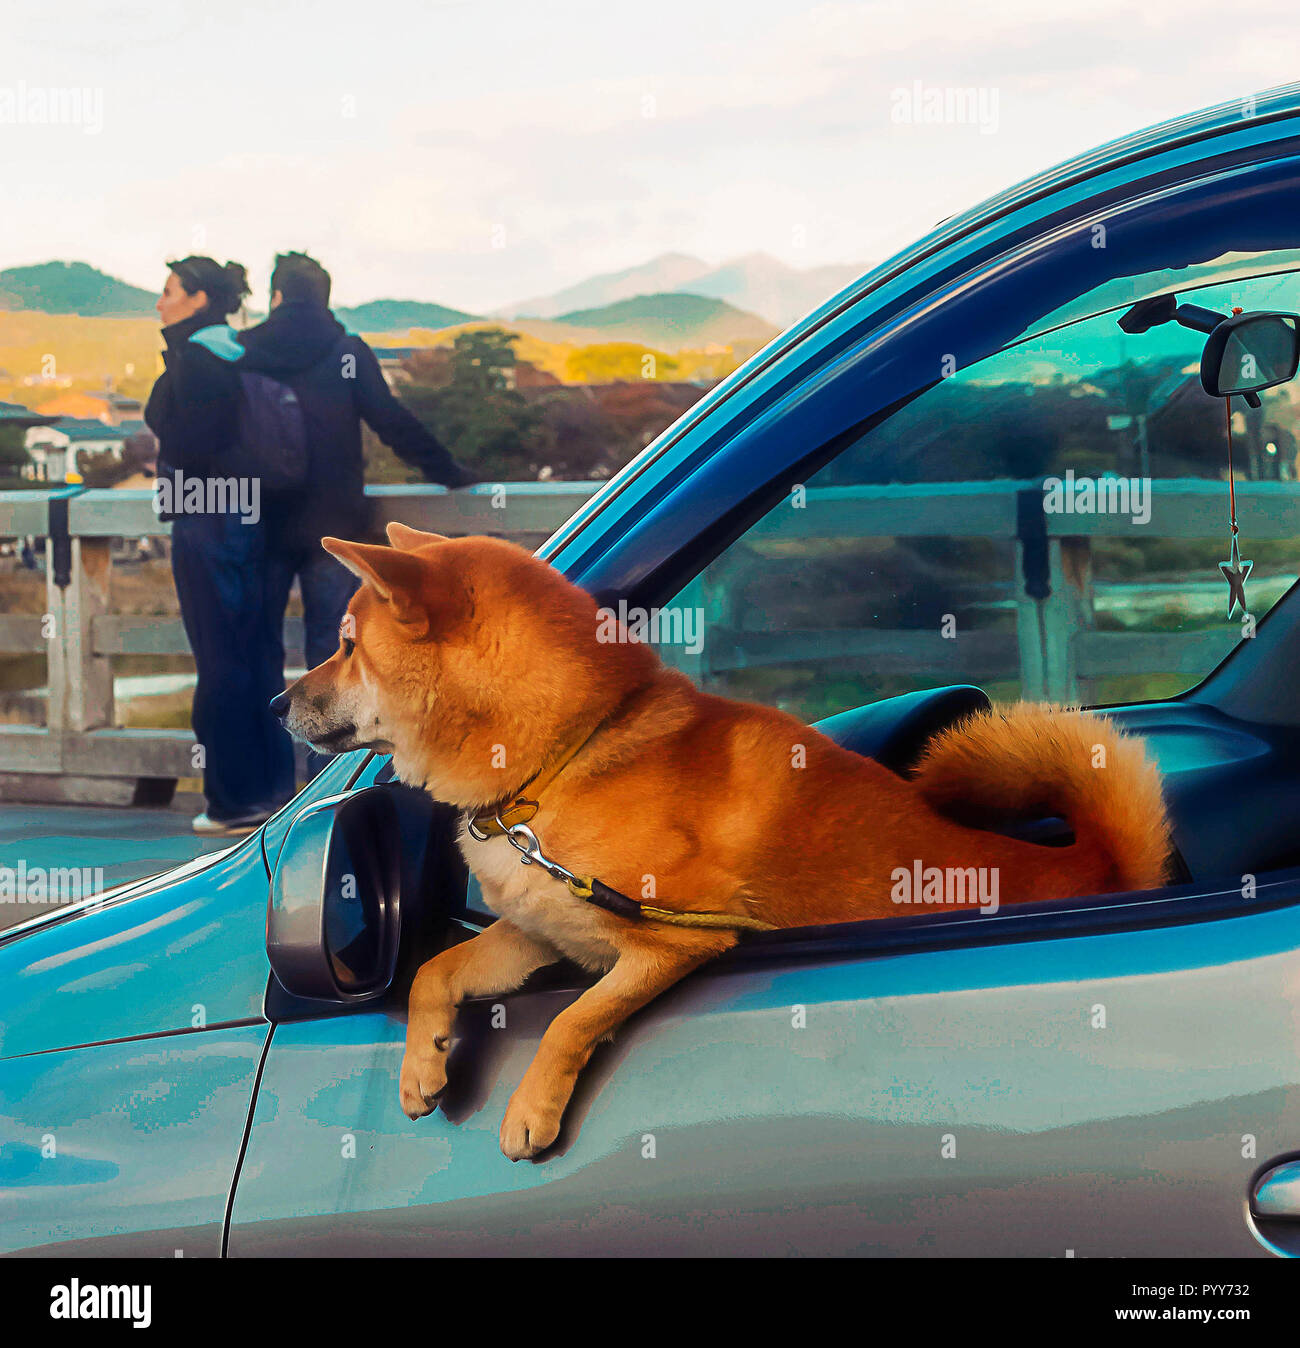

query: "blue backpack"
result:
(189, 326), (311, 492)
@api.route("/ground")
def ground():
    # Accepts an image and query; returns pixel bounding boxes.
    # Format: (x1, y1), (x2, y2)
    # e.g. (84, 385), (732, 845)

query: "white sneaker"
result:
(191, 812), (269, 837)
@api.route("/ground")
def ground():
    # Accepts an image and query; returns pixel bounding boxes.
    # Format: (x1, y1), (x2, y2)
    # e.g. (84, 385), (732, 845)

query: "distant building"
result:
(0, 401), (62, 478)
(371, 347), (420, 389)
(0, 400), (62, 433)
(24, 417), (151, 481)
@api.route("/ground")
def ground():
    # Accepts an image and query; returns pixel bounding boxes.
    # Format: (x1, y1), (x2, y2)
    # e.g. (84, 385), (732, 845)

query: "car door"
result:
(224, 817), (1300, 1257)
(0, 838), (271, 1257)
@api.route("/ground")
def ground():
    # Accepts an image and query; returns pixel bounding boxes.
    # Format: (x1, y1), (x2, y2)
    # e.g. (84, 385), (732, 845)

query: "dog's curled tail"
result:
(911, 702), (1172, 892)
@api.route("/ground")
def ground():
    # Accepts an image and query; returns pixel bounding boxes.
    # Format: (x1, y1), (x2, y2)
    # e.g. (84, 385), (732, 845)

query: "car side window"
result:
(654, 270), (1300, 722)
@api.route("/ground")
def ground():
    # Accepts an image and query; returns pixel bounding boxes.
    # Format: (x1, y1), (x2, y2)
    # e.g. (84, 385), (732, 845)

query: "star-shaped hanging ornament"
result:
(1219, 531), (1252, 620)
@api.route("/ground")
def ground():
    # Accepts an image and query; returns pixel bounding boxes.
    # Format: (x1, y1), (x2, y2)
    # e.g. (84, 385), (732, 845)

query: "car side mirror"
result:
(1200, 311), (1300, 400)
(267, 787), (403, 1003)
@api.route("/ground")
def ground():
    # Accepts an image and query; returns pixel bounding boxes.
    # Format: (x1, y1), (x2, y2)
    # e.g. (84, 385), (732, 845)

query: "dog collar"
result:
(467, 716), (608, 840)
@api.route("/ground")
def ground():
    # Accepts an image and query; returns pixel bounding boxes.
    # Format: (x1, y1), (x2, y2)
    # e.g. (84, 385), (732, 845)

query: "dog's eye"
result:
(342, 637), (355, 657)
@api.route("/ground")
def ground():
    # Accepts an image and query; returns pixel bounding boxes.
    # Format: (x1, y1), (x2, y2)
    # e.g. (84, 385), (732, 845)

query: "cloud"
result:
(4, 0), (1299, 310)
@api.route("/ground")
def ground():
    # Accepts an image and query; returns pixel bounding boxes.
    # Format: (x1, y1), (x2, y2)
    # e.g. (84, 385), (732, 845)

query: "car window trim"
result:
(442, 867), (1300, 987)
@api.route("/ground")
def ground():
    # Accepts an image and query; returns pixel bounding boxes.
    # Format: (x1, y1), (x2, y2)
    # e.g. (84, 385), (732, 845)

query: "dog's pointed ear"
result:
(386, 521), (447, 552)
(321, 537), (431, 633)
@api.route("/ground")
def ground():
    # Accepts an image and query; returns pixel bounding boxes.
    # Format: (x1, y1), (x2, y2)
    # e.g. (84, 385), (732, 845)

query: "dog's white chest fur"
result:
(457, 822), (620, 972)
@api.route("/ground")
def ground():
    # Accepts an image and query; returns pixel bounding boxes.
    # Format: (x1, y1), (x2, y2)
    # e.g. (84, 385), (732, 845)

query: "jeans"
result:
(171, 513), (289, 822)
(262, 538), (360, 783)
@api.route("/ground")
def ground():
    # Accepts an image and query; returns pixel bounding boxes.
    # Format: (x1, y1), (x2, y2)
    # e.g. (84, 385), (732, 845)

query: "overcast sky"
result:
(3, 0), (1297, 311)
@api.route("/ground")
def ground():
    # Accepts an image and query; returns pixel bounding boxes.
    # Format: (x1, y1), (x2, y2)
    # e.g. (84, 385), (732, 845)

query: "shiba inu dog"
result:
(273, 523), (1170, 1160)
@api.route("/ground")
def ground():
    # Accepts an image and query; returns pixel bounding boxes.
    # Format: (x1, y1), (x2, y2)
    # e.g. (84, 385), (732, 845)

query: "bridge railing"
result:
(0, 477), (1292, 802)
(0, 483), (596, 798)
(671, 477), (1288, 700)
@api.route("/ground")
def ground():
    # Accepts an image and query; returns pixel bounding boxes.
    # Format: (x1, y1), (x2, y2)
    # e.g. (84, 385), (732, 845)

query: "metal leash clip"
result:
(466, 814), (494, 842)
(501, 821), (586, 888)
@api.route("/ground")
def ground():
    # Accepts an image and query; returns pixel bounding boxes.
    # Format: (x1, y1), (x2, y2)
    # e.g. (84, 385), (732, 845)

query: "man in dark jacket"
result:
(238, 251), (473, 790)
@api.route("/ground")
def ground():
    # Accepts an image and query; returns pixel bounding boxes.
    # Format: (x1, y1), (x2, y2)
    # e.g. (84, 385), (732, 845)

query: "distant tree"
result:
(362, 427), (419, 486)
(397, 328), (552, 479)
(361, 328), (717, 484)
(76, 447), (126, 487)
(0, 424), (30, 476)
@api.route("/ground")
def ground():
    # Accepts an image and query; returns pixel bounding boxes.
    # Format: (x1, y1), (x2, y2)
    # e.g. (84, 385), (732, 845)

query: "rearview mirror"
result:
(1200, 311), (1300, 399)
(267, 787), (403, 1002)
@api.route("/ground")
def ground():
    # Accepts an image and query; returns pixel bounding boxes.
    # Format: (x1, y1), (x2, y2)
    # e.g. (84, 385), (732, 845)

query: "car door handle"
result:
(1252, 1160), (1300, 1219)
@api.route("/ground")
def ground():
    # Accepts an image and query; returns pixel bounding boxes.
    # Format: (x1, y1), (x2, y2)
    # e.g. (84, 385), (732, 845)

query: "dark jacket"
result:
(143, 309), (241, 517)
(237, 301), (472, 549)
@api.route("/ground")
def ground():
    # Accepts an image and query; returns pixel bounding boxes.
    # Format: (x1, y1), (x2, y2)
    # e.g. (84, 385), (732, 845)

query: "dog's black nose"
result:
(269, 690), (291, 720)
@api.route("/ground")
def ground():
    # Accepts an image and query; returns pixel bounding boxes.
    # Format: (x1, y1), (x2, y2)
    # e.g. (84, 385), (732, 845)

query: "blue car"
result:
(7, 85), (1300, 1257)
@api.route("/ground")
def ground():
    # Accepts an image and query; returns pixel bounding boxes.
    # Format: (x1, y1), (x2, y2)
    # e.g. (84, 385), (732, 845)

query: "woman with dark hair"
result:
(145, 257), (287, 836)
(147, 256), (248, 487)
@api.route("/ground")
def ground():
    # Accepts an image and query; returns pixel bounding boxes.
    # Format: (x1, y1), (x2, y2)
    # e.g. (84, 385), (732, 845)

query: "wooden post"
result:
(1011, 538), (1089, 705)
(1013, 561), (1047, 701)
(1014, 537), (1086, 704)
(1057, 537), (1095, 704)
(64, 537), (114, 732)
(1039, 539), (1075, 703)
(44, 536), (66, 737)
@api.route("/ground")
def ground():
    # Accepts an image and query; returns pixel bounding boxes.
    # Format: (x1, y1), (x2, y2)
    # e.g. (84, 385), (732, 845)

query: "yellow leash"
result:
(564, 875), (777, 932)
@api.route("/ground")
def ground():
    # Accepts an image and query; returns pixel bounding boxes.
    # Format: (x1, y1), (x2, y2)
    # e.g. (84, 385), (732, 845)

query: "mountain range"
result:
(499, 251), (864, 328)
(547, 292), (776, 350)
(333, 297), (478, 331)
(0, 261), (158, 318)
(0, 251), (864, 349)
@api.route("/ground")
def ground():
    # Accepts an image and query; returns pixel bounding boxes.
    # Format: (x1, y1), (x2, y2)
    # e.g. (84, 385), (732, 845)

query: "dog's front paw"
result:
(500, 1086), (564, 1161)
(399, 1046), (447, 1120)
